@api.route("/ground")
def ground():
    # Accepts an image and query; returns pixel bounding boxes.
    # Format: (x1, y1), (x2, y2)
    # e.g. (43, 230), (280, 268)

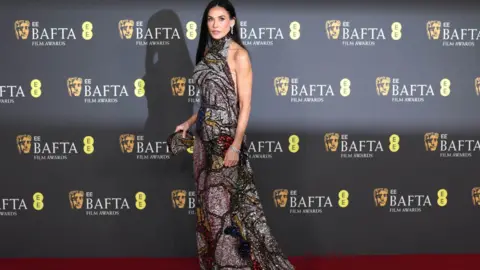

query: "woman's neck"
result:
(210, 33), (232, 52)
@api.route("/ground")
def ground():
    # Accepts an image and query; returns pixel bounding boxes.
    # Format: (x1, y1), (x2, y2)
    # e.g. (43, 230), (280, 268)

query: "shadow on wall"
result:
(141, 9), (194, 173)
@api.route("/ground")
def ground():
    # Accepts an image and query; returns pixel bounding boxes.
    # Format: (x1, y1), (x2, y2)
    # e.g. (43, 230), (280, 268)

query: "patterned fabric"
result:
(170, 34), (294, 270)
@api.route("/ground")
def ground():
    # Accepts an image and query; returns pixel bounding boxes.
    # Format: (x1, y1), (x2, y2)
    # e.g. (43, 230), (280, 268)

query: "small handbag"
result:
(167, 130), (195, 155)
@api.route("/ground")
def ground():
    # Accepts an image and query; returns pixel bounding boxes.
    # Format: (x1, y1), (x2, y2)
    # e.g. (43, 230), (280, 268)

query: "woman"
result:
(169, 0), (295, 269)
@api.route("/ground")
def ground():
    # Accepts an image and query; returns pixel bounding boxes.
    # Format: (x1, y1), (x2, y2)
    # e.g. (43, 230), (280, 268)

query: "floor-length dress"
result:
(190, 35), (295, 270)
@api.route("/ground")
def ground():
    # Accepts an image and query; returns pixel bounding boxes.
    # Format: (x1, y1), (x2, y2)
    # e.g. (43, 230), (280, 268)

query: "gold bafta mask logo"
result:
(374, 188), (388, 207)
(324, 133), (340, 152)
(16, 134), (32, 154)
(475, 77), (480, 96)
(119, 134), (135, 153)
(472, 187), (480, 206)
(67, 77), (82, 97)
(273, 189), (288, 208)
(376, 77), (391, 96)
(14, 20), (30, 40)
(172, 189), (186, 209)
(424, 132), (439, 151)
(171, 77), (186, 96)
(274, 77), (289, 96)
(426, 21), (441, 40)
(325, 20), (341, 40)
(119, 19), (134, 39)
(69, 190), (84, 209)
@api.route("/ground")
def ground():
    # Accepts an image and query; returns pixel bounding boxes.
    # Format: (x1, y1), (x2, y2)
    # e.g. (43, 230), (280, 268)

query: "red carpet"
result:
(0, 255), (477, 270)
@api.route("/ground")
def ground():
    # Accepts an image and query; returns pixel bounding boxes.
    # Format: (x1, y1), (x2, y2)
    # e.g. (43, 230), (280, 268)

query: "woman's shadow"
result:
(142, 9), (194, 174)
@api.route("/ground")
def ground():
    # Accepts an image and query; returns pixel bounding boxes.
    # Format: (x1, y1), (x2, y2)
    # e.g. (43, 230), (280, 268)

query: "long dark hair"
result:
(195, 0), (246, 64)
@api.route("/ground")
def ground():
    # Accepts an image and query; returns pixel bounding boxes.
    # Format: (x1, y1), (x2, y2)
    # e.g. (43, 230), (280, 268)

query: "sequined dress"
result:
(190, 35), (295, 270)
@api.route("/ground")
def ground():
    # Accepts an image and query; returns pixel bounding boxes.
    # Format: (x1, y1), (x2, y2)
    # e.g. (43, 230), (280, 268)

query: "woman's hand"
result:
(175, 121), (190, 138)
(224, 146), (239, 167)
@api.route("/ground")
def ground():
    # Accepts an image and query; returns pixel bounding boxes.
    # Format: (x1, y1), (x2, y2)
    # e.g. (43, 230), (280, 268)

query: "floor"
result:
(0, 254), (477, 270)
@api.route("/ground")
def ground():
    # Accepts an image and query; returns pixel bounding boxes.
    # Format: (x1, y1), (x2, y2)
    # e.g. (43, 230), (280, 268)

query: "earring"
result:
(230, 25), (233, 35)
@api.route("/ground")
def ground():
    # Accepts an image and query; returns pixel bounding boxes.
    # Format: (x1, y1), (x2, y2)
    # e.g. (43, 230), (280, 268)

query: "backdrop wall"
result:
(1, 0), (480, 258)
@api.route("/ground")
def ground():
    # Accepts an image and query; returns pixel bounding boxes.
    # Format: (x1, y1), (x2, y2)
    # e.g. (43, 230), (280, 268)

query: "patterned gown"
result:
(189, 35), (295, 270)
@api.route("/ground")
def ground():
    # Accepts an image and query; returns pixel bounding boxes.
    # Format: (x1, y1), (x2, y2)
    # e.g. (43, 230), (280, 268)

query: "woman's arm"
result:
(232, 49), (252, 149)
(185, 48), (209, 128)
(186, 84), (202, 128)
(186, 113), (198, 127)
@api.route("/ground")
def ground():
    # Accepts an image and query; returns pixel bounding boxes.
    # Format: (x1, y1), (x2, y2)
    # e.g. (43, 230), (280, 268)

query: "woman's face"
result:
(207, 6), (234, 40)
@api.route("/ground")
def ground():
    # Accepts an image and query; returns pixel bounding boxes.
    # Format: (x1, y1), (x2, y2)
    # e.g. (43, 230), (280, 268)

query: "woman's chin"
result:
(210, 32), (225, 39)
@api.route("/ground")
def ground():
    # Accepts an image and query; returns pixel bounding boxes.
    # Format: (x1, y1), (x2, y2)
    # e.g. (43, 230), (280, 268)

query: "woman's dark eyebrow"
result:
(208, 15), (226, 18)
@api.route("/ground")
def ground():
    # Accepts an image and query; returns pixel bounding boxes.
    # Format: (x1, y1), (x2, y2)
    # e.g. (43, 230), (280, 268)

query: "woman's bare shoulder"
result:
(229, 41), (249, 60)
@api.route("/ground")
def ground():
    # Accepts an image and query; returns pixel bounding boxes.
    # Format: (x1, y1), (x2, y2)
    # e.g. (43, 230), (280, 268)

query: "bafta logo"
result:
(376, 77), (391, 96)
(424, 132), (439, 151)
(274, 77), (289, 96)
(172, 190), (186, 209)
(426, 21), (441, 40)
(374, 188), (388, 207)
(69, 190), (84, 209)
(324, 133), (339, 152)
(325, 20), (341, 40)
(16, 134), (32, 154)
(475, 77), (480, 96)
(472, 187), (480, 206)
(171, 77), (186, 96)
(273, 189), (288, 208)
(14, 20), (30, 40)
(119, 19), (134, 39)
(67, 77), (82, 97)
(119, 134), (135, 153)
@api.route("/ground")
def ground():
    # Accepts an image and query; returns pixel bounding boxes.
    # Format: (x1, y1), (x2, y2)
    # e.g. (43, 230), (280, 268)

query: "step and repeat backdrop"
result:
(1, 0), (480, 258)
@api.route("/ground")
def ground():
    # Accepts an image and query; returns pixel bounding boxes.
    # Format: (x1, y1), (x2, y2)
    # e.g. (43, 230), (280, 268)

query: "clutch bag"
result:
(167, 130), (194, 155)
